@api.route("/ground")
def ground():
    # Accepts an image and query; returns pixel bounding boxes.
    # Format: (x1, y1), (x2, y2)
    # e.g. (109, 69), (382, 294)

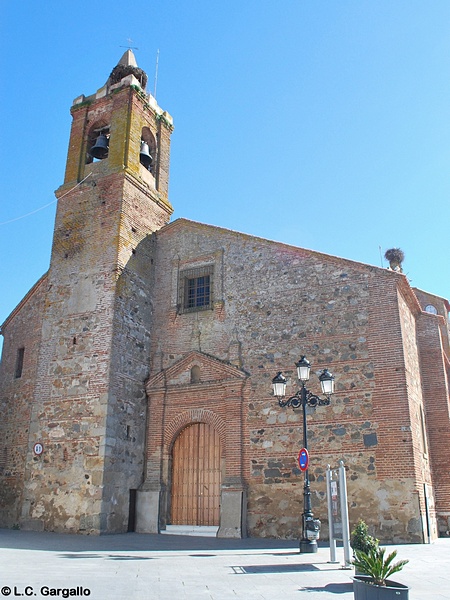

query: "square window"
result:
(186, 275), (211, 309)
(179, 266), (214, 313)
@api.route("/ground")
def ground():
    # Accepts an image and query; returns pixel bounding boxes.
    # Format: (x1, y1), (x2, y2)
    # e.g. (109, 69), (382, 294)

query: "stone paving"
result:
(0, 530), (449, 599)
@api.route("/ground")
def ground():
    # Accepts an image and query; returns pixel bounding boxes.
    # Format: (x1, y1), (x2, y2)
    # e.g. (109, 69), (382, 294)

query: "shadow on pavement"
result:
(58, 553), (154, 560)
(0, 529), (299, 553)
(300, 583), (353, 594)
(232, 563), (320, 574)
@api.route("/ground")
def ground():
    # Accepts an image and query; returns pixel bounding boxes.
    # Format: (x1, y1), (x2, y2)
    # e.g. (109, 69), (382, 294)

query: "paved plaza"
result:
(0, 529), (449, 599)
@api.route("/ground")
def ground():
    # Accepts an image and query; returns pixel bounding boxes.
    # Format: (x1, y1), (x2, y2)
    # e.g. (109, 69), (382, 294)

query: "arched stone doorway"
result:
(171, 422), (221, 526)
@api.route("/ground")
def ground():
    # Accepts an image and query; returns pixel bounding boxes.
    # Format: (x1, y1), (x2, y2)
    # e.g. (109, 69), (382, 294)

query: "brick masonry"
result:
(0, 53), (449, 542)
(0, 58), (173, 533)
(144, 219), (449, 542)
(0, 275), (47, 525)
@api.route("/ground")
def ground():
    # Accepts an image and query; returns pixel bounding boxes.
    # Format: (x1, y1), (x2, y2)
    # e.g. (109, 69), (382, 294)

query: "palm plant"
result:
(353, 546), (409, 587)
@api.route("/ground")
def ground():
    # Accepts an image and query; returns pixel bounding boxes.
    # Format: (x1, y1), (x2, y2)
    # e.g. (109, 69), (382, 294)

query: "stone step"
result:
(161, 525), (219, 537)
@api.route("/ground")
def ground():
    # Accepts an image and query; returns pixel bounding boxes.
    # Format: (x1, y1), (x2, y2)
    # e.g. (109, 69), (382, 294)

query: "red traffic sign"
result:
(298, 448), (309, 471)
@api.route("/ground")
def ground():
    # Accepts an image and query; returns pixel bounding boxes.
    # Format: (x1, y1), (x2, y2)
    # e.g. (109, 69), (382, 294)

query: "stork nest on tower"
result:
(109, 64), (148, 89)
(384, 248), (405, 272)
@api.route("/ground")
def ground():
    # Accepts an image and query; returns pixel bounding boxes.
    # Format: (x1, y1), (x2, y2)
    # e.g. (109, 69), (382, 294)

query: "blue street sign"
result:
(298, 448), (309, 471)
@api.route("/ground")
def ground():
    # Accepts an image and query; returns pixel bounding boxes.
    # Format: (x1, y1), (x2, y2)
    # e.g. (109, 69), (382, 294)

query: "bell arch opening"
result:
(86, 121), (110, 164)
(140, 126), (156, 173)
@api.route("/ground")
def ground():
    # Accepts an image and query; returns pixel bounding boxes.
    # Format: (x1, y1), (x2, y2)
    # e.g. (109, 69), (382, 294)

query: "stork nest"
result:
(109, 64), (148, 89)
(384, 248), (405, 264)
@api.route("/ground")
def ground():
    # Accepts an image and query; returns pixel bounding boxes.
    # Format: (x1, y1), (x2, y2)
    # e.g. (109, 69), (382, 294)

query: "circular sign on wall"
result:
(33, 442), (44, 456)
(298, 448), (309, 471)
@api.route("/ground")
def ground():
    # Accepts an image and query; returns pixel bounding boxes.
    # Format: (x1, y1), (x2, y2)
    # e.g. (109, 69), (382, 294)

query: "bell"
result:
(139, 141), (152, 169)
(90, 134), (109, 159)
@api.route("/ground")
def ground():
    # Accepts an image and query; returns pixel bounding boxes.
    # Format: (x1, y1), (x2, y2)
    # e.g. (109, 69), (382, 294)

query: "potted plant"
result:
(350, 519), (379, 555)
(353, 546), (409, 599)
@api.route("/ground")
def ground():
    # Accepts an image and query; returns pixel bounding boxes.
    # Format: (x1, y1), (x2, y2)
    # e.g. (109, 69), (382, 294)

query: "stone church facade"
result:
(1, 52), (449, 542)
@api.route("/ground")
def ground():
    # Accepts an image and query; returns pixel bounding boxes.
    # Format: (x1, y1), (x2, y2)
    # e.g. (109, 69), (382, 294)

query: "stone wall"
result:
(147, 218), (438, 542)
(0, 275), (47, 526)
(6, 77), (173, 533)
(1, 58), (447, 542)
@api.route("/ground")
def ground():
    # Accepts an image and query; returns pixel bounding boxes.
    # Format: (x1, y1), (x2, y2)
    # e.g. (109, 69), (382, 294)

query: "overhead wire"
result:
(0, 172), (92, 226)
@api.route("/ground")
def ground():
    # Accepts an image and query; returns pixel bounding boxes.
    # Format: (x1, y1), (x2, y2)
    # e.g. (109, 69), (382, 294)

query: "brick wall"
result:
(0, 275), (47, 525)
(417, 311), (450, 534)
(2, 60), (448, 542)
(145, 219), (434, 542)
(6, 77), (173, 533)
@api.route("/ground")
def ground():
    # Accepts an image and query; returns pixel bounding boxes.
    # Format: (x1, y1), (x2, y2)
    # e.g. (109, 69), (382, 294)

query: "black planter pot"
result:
(353, 576), (409, 599)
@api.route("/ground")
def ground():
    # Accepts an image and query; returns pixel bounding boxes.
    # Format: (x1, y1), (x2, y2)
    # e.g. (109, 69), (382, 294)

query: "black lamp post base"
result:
(299, 538), (318, 553)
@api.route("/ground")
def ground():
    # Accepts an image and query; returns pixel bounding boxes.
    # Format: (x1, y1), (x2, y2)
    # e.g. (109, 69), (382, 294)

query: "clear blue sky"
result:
(1, 1), (449, 349)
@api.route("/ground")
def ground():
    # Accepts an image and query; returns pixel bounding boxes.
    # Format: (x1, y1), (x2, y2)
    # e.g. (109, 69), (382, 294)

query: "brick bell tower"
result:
(21, 51), (173, 533)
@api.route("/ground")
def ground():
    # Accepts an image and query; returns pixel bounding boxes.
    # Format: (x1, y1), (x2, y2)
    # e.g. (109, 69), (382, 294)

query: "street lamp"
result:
(272, 356), (335, 553)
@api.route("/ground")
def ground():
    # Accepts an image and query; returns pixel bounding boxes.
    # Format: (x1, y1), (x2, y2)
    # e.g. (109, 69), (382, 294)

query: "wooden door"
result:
(171, 422), (221, 526)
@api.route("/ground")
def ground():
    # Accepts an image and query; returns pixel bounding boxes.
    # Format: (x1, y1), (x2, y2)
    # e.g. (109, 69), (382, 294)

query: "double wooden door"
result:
(171, 422), (221, 526)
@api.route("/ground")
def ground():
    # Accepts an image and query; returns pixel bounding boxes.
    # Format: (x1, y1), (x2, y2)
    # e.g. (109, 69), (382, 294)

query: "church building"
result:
(1, 52), (449, 543)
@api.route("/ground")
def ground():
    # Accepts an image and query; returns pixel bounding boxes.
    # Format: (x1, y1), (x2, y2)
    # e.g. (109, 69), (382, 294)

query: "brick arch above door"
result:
(145, 350), (249, 484)
(165, 408), (226, 454)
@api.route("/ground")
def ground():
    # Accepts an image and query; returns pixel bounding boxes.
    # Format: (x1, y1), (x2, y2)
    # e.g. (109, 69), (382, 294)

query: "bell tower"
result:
(63, 50), (172, 205)
(21, 52), (173, 533)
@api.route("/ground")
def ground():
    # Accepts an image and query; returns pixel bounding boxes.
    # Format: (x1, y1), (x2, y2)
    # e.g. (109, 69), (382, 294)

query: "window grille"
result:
(178, 265), (214, 313)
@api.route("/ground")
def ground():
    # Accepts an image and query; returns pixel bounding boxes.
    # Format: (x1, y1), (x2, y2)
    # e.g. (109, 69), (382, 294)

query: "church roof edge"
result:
(0, 272), (48, 334)
(159, 218), (447, 307)
(160, 217), (399, 274)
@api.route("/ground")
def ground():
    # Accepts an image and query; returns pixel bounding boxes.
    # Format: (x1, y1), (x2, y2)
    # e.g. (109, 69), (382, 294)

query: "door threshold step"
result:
(161, 525), (219, 537)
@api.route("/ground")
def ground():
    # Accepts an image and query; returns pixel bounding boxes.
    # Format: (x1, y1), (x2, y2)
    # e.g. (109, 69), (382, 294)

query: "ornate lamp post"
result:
(272, 356), (335, 553)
